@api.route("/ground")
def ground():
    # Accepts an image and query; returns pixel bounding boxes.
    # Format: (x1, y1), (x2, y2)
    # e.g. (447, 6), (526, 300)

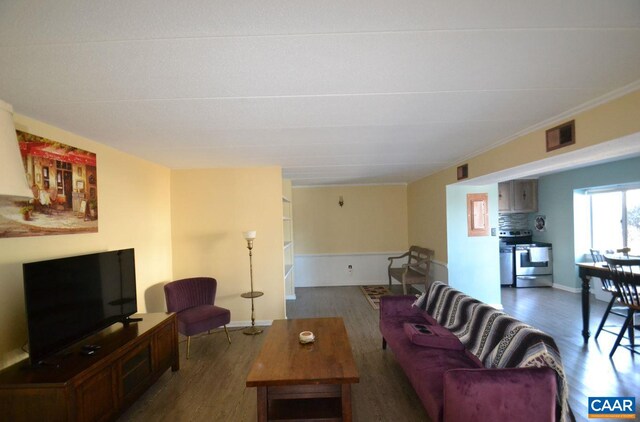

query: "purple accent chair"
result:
(164, 277), (231, 359)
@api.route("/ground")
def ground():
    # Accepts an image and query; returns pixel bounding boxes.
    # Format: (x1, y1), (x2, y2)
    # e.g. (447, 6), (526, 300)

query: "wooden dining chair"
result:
(603, 256), (640, 357)
(590, 249), (627, 340)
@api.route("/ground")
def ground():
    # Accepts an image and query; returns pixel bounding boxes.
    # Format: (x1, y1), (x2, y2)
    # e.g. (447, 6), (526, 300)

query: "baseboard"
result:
(286, 294), (296, 300)
(552, 284), (581, 294)
(413, 284), (426, 293)
(294, 253), (397, 287)
(294, 253), (449, 287)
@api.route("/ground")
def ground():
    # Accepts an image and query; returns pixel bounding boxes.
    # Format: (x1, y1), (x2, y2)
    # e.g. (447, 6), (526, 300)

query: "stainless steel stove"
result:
(499, 230), (553, 287)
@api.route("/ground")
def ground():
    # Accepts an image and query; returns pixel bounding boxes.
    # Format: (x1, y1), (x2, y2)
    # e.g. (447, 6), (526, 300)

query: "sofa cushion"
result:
(176, 304), (231, 336)
(380, 295), (438, 326)
(380, 314), (431, 349)
(381, 312), (482, 422)
(403, 322), (465, 350)
(482, 325), (572, 422)
(443, 367), (557, 422)
(404, 348), (482, 422)
(380, 295), (423, 319)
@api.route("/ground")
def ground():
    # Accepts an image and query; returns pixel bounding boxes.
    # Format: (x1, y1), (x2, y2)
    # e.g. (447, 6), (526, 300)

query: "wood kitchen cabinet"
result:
(498, 179), (538, 213)
(498, 182), (512, 212)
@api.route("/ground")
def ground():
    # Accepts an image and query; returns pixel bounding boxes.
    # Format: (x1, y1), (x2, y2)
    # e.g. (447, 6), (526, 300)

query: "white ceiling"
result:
(1, 1), (639, 186)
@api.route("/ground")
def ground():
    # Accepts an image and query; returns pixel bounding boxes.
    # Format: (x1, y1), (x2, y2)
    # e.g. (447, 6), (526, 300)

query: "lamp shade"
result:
(243, 230), (257, 240)
(0, 99), (32, 198)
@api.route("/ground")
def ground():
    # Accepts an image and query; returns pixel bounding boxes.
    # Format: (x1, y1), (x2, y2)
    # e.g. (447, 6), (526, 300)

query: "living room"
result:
(1, 2), (640, 421)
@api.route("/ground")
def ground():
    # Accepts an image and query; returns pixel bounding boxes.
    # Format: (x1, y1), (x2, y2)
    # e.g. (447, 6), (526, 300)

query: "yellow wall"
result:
(408, 89), (640, 263)
(466, 90), (640, 178)
(407, 170), (451, 262)
(3, 89), (637, 368)
(293, 185), (408, 254)
(170, 167), (286, 322)
(0, 114), (173, 369)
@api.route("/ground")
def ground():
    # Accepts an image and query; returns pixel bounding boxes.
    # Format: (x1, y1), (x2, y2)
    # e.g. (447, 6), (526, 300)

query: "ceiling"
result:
(1, 1), (639, 186)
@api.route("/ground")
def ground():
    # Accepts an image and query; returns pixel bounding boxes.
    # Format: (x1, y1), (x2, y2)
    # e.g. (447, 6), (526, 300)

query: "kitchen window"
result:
(588, 186), (640, 253)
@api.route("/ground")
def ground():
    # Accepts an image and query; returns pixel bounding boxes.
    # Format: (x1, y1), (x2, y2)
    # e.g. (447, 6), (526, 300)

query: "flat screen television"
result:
(22, 248), (138, 365)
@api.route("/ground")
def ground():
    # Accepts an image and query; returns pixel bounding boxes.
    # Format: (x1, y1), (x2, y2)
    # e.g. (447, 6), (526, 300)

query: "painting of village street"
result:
(0, 131), (98, 238)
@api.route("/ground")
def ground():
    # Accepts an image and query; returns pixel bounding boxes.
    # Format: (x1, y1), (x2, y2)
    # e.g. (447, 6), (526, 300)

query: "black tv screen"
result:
(22, 248), (137, 365)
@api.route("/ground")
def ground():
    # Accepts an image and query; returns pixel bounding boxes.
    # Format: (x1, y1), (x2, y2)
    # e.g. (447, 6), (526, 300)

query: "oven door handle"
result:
(518, 276), (537, 280)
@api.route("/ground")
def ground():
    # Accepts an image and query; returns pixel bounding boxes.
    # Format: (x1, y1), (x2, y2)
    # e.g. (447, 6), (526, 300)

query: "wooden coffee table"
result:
(246, 317), (359, 421)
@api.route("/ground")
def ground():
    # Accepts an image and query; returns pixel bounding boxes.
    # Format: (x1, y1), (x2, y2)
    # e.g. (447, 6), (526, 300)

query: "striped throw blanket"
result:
(421, 281), (575, 422)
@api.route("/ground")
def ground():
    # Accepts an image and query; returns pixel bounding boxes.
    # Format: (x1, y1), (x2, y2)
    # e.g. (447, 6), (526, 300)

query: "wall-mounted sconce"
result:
(338, 196), (344, 207)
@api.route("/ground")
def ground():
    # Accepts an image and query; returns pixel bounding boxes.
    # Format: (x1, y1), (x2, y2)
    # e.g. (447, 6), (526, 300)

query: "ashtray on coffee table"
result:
(298, 330), (315, 344)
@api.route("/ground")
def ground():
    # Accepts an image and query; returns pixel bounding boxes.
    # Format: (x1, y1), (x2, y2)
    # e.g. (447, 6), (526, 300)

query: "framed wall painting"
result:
(0, 131), (99, 238)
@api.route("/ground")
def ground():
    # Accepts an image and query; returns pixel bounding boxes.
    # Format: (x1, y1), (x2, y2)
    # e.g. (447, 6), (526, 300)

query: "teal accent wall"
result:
(446, 184), (500, 305)
(534, 156), (640, 290)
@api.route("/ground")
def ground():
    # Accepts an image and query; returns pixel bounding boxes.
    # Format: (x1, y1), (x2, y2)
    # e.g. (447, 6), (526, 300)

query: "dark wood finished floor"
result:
(117, 285), (639, 422)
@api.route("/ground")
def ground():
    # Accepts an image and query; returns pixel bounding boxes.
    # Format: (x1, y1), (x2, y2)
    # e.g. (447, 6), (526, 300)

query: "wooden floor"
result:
(118, 285), (639, 422)
(500, 286), (640, 421)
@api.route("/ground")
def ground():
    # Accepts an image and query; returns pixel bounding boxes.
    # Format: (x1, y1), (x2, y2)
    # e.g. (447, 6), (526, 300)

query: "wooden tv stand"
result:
(0, 313), (179, 422)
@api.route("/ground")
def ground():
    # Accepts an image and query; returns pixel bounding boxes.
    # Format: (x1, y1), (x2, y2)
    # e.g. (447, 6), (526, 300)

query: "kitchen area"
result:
(498, 179), (554, 288)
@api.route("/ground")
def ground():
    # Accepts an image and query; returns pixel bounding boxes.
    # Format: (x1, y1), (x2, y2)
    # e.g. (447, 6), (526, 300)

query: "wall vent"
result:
(546, 120), (575, 152)
(457, 164), (469, 180)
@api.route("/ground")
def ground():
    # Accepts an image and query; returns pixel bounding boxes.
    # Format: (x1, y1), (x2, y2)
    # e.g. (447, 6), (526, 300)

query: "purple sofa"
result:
(380, 281), (574, 422)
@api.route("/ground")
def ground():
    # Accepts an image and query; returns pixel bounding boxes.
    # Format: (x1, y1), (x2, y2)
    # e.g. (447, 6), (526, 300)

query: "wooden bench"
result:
(387, 246), (434, 294)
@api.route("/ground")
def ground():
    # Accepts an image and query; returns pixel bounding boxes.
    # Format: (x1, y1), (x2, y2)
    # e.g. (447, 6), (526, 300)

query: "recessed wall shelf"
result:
(282, 183), (296, 301)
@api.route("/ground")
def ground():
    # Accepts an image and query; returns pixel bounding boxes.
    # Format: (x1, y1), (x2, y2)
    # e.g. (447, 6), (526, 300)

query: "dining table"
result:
(576, 259), (640, 343)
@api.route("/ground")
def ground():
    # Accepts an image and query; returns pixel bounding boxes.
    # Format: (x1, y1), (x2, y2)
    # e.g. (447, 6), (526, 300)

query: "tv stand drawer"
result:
(77, 367), (118, 422)
(121, 340), (152, 401)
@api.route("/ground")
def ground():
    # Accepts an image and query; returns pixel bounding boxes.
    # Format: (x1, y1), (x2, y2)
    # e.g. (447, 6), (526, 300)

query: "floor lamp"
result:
(241, 230), (263, 335)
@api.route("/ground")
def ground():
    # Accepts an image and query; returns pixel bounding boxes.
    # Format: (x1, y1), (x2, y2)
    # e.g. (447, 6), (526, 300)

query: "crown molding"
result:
(456, 79), (640, 166)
